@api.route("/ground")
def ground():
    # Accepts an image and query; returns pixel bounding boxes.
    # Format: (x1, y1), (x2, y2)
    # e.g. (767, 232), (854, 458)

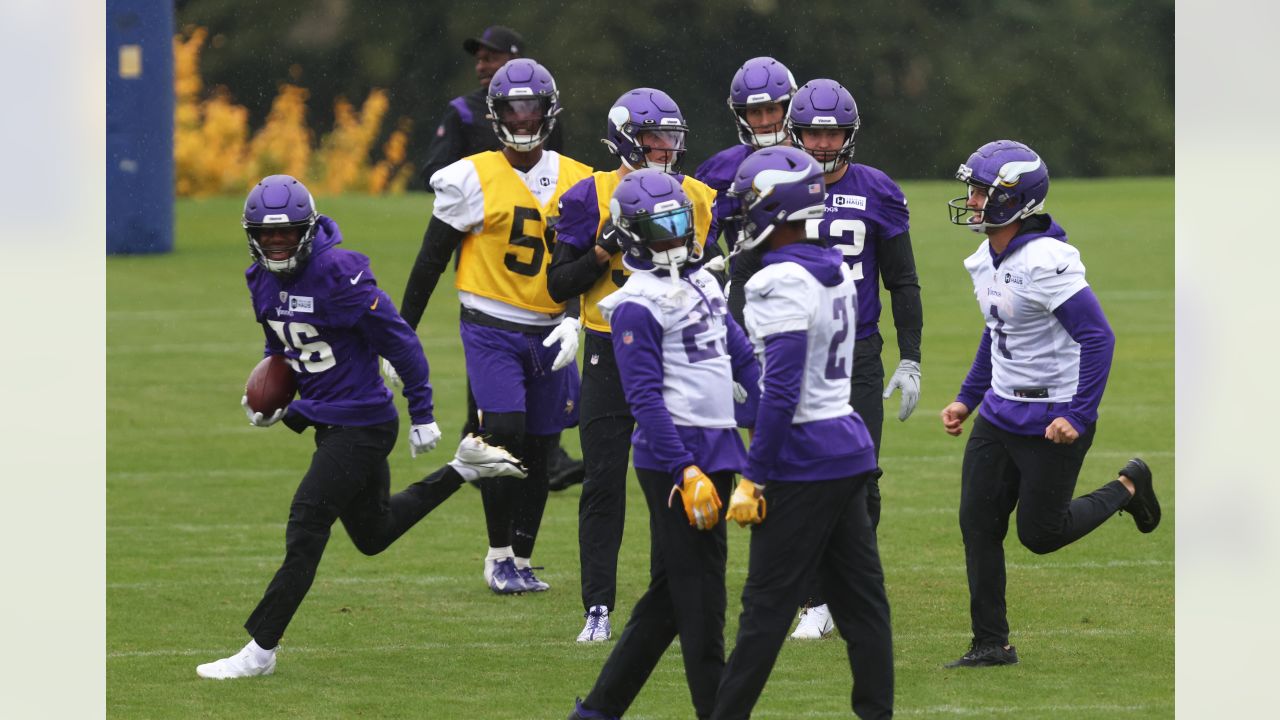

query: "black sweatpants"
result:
(712, 474), (894, 720)
(959, 414), (1131, 646)
(583, 468), (734, 720)
(803, 334), (887, 607)
(243, 419), (463, 649)
(577, 332), (636, 612)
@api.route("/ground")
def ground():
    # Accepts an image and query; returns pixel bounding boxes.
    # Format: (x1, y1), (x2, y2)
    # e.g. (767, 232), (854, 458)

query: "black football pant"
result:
(960, 414), (1131, 646)
(578, 333), (635, 612)
(243, 419), (463, 649)
(713, 474), (893, 720)
(803, 334), (886, 607)
(583, 468), (733, 720)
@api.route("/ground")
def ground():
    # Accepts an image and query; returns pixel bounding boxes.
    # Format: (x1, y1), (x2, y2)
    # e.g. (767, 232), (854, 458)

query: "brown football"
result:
(245, 354), (297, 416)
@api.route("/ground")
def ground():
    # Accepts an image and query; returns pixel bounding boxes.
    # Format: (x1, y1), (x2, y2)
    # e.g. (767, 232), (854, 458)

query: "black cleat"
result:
(945, 641), (1019, 668)
(548, 446), (585, 492)
(1119, 457), (1160, 533)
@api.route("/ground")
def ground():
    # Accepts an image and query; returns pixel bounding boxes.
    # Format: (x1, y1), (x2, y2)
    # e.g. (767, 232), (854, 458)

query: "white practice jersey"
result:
(963, 235), (1090, 402)
(743, 261), (857, 424)
(598, 268), (737, 429)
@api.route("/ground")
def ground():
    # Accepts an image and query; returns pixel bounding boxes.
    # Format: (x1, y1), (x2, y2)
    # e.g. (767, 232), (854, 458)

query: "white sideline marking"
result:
(108, 574), (456, 590)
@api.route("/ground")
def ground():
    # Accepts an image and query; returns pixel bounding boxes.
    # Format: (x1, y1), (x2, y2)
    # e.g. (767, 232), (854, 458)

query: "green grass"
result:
(107, 178), (1173, 718)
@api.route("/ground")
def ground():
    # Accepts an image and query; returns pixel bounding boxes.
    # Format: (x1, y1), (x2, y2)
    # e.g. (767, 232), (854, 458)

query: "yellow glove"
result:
(667, 465), (723, 530)
(725, 479), (766, 527)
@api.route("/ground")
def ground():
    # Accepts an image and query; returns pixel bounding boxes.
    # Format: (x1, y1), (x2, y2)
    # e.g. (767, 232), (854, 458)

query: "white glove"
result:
(703, 255), (727, 273)
(409, 422), (442, 458)
(733, 381), (748, 404)
(380, 357), (402, 388)
(882, 359), (921, 421)
(542, 317), (581, 372)
(241, 395), (285, 428)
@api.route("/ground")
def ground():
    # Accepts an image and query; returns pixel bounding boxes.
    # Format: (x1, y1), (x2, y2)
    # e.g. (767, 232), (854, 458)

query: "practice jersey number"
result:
(266, 320), (336, 373)
(504, 206), (555, 277)
(807, 218), (866, 281)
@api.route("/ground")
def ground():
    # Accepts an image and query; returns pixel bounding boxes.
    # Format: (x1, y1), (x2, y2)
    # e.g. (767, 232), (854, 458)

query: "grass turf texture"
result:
(107, 179), (1173, 718)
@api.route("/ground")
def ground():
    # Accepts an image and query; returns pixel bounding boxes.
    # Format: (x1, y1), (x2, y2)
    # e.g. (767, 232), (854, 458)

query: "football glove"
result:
(667, 465), (723, 530)
(725, 478), (766, 527)
(595, 220), (621, 255)
(241, 395), (284, 428)
(409, 422), (442, 458)
(380, 357), (402, 388)
(882, 359), (921, 421)
(541, 316), (580, 372)
(703, 255), (727, 273)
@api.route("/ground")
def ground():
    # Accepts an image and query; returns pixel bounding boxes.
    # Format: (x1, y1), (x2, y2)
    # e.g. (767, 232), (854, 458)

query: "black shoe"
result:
(945, 641), (1019, 668)
(548, 447), (585, 492)
(1119, 457), (1160, 533)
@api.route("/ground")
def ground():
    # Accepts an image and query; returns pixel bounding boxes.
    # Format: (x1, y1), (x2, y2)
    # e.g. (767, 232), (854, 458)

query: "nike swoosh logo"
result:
(1055, 265), (1068, 274)
(759, 288), (775, 298)
(369, 297), (379, 310)
(493, 577), (508, 590)
(350, 270), (365, 284)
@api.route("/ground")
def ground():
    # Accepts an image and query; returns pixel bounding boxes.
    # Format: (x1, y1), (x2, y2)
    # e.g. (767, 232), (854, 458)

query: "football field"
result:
(107, 178), (1173, 718)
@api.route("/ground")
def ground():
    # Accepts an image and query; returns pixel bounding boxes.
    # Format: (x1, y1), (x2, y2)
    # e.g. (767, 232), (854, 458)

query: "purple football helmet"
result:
(947, 140), (1050, 232)
(602, 88), (688, 173)
(243, 174), (319, 274)
(727, 145), (826, 252)
(486, 58), (561, 152)
(786, 79), (860, 173)
(727, 57), (798, 148)
(609, 168), (700, 273)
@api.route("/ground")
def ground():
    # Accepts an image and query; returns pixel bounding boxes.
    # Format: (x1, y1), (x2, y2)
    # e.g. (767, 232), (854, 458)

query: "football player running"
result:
(547, 88), (723, 643)
(694, 56), (797, 284)
(197, 175), (526, 680)
(940, 140), (1161, 668)
(730, 78), (923, 639)
(568, 169), (759, 720)
(398, 59), (594, 595)
(712, 146), (893, 720)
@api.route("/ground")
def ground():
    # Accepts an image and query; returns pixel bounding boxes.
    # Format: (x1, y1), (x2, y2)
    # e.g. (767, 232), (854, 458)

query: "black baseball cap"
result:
(463, 26), (524, 56)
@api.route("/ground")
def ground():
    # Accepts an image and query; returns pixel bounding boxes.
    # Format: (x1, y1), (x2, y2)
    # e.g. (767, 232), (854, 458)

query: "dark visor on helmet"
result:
(625, 206), (693, 243)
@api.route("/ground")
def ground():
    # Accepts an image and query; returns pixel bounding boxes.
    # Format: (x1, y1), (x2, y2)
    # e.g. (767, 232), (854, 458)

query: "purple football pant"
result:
(460, 320), (580, 435)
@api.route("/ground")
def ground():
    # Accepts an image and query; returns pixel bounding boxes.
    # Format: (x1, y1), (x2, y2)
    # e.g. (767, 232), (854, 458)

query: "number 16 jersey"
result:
(430, 149), (594, 319)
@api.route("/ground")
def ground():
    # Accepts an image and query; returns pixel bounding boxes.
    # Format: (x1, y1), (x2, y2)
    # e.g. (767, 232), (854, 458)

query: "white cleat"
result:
(790, 603), (834, 640)
(449, 434), (527, 483)
(196, 641), (277, 679)
(576, 605), (612, 642)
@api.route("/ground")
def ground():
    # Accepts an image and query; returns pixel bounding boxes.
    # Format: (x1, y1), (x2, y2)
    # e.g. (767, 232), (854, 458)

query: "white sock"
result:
(247, 639), (276, 663)
(486, 546), (514, 562)
(515, 556), (532, 570)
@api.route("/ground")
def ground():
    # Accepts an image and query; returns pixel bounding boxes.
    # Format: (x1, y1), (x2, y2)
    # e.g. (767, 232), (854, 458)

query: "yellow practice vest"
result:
(454, 150), (595, 314)
(581, 172), (716, 332)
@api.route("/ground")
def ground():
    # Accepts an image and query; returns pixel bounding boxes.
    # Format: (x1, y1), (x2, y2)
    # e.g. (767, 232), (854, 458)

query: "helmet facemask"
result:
(730, 97), (790, 149)
(488, 95), (556, 152)
(619, 126), (687, 174)
(790, 122), (858, 173)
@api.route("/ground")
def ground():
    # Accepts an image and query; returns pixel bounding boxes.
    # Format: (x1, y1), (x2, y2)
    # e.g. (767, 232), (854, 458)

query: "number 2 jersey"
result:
(743, 243), (877, 485)
(245, 215), (435, 428)
(431, 149), (594, 324)
(597, 267), (759, 479)
(955, 214), (1115, 436)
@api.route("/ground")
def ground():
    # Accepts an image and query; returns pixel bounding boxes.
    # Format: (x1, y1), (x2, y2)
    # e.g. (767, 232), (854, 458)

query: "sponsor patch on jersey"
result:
(622, 331), (634, 345)
(1002, 272), (1025, 286)
(288, 295), (314, 313)
(831, 194), (867, 210)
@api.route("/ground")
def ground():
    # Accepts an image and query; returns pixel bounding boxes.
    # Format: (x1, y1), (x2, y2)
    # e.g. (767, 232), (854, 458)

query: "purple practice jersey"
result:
(246, 215), (435, 428)
(812, 164), (910, 340)
(694, 144), (754, 252)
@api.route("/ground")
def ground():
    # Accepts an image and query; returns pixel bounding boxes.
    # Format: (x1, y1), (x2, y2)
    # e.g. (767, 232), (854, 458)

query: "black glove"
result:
(595, 220), (622, 255)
